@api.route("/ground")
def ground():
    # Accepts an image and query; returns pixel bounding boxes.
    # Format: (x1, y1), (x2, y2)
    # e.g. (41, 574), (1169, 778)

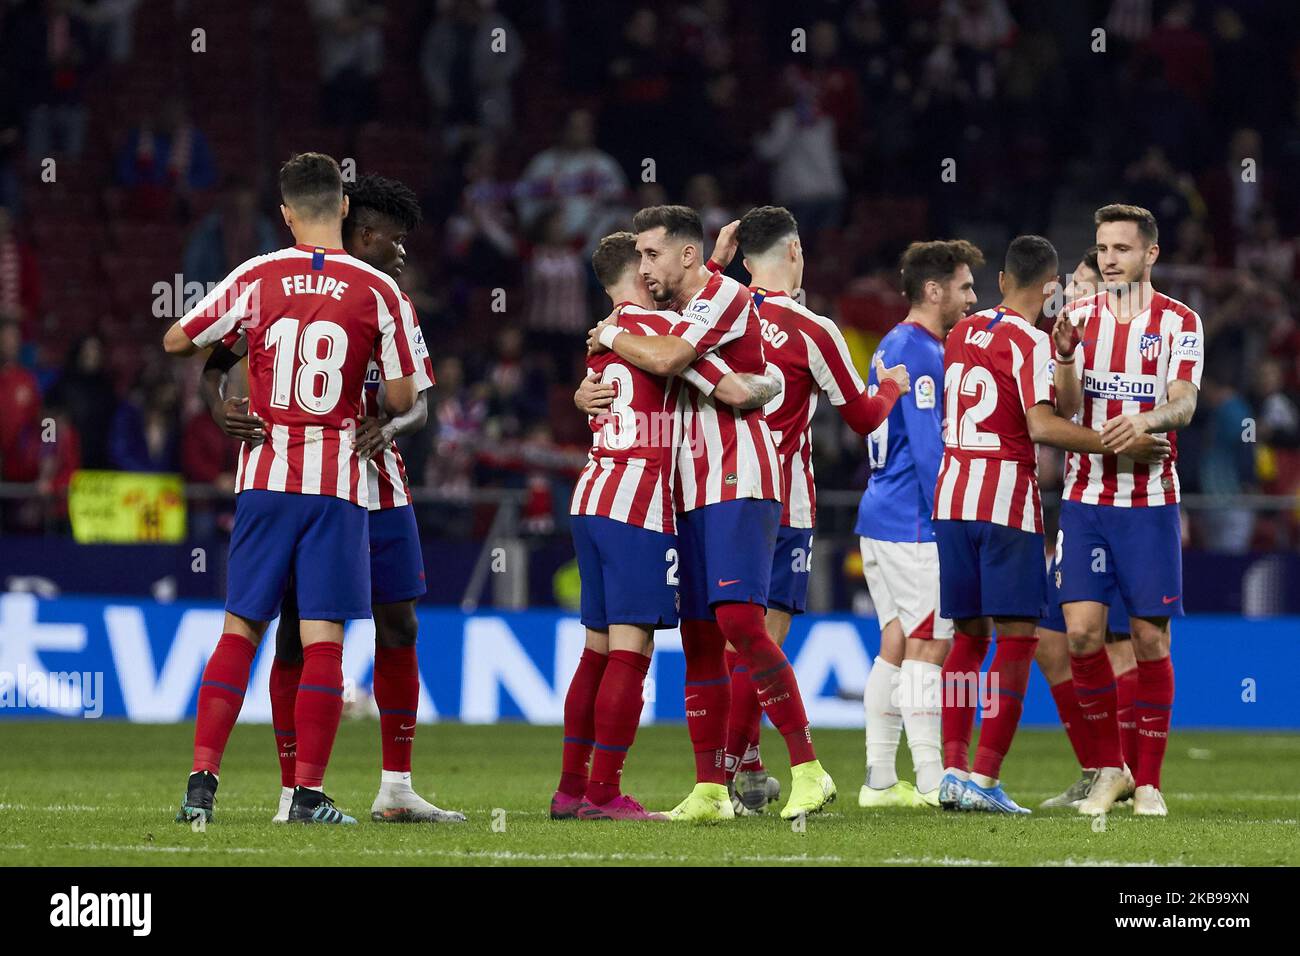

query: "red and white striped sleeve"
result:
(803, 314), (866, 406)
(669, 277), (749, 356)
(180, 258), (264, 348)
(399, 293), (435, 391)
(1165, 305), (1205, 388)
(680, 352), (732, 396)
(372, 285), (416, 380)
(1013, 326), (1053, 411)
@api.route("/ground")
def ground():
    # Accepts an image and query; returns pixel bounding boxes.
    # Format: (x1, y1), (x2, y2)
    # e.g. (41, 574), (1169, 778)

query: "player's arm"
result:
(201, 346), (264, 444)
(356, 392), (428, 459)
(1100, 379), (1198, 455)
(712, 371), (781, 409)
(373, 286), (419, 415)
(838, 357), (908, 436)
(1027, 403), (1170, 462)
(1051, 313), (1084, 421)
(165, 265), (261, 356)
(805, 316), (908, 435)
(588, 314), (698, 377)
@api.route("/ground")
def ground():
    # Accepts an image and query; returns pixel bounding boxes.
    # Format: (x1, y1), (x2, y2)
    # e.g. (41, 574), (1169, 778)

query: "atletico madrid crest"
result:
(1139, 332), (1162, 360)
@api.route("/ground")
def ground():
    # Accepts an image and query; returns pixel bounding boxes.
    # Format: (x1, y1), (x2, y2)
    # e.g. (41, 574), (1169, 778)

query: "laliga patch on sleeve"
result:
(1171, 331), (1203, 362)
(914, 374), (936, 409)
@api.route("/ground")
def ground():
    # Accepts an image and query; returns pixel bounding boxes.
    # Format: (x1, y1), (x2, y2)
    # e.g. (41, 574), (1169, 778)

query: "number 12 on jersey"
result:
(943, 362), (1000, 451)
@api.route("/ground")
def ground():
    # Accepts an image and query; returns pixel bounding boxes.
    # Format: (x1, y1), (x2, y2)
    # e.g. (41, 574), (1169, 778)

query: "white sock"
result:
(381, 770), (413, 788)
(944, 767), (970, 782)
(280, 786), (293, 798)
(972, 772), (998, 789)
(900, 659), (944, 794)
(864, 656), (902, 790)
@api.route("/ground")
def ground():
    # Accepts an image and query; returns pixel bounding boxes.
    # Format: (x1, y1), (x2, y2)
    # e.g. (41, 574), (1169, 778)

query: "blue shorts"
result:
(1039, 551), (1130, 635)
(1058, 500), (1183, 617)
(369, 505), (427, 605)
(677, 498), (781, 620)
(227, 490), (371, 622)
(571, 515), (679, 630)
(768, 526), (813, 614)
(935, 519), (1046, 620)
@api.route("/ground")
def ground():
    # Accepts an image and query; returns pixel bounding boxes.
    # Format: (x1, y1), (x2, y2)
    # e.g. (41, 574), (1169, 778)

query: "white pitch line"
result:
(0, 843), (849, 865)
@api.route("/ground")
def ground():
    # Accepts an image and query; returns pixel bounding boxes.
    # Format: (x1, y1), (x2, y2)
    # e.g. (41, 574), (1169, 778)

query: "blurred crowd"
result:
(0, 0), (1297, 550)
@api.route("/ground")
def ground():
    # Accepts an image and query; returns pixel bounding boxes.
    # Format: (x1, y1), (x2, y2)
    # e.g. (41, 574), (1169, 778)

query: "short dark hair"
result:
(342, 174), (423, 240)
(738, 205), (799, 258)
(631, 204), (704, 244)
(1003, 234), (1058, 288)
(899, 239), (985, 303)
(279, 152), (343, 221)
(1095, 203), (1159, 245)
(591, 232), (640, 289)
(1080, 245), (1100, 275)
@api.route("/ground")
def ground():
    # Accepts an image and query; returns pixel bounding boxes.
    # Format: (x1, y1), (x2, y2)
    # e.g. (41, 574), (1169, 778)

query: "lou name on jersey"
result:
(279, 273), (349, 300)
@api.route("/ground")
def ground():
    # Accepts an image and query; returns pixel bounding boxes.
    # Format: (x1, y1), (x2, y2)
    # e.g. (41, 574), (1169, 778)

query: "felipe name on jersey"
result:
(279, 273), (349, 300)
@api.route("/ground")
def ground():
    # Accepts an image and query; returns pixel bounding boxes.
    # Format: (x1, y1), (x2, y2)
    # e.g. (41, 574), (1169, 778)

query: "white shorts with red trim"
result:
(859, 537), (954, 640)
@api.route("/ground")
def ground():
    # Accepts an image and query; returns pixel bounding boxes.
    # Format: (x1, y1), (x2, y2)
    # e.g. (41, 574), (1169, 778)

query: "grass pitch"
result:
(1, 721), (1296, 866)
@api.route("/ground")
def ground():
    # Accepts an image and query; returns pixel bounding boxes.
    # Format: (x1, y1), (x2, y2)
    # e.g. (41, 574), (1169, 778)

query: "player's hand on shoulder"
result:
(214, 397), (265, 444)
(875, 356), (911, 395)
(575, 372), (616, 415)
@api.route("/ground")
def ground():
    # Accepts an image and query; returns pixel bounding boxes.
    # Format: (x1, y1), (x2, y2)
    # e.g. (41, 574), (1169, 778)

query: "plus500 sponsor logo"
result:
(1082, 370), (1158, 403)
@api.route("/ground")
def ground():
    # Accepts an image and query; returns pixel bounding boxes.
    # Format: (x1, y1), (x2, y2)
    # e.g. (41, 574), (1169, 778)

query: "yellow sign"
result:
(68, 471), (187, 543)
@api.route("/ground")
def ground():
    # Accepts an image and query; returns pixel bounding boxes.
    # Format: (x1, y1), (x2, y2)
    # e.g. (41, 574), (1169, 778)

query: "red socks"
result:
(1049, 677), (1093, 769)
(268, 656), (302, 787)
(972, 635), (1036, 779)
(1070, 647), (1124, 768)
(193, 633), (257, 774)
(374, 644), (420, 774)
(1116, 666), (1138, 772)
(724, 649), (763, 780)
(681, 619), (730, 784)
(294, 642), (345, 788)
(1134, 656), (1174, 789)
(559, 648), (607, 797)
(940, 631), (990, 771)
(586, 650), (650, 806)
(714, 602), (815, 766)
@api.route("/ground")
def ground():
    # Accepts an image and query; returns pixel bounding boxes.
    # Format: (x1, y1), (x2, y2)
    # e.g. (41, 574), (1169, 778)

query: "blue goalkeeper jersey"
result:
(855, 321), (946, 543)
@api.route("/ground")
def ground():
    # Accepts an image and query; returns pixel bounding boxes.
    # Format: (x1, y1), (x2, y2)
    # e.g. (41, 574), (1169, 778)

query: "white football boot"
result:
(1077, 765), (1135, 816)
(1132, 784), (1168, 817)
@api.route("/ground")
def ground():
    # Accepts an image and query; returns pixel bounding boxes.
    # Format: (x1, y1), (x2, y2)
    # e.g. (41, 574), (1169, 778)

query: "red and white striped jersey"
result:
(668, 270), (781, 513)
(570, 304), (678, 533)
(712, 288), (866, 528)
(933, 305), (1052, 533)
(1061, 291), (1204, 507)
(361, 293), (436, 511)
(181, 244), (416, 507)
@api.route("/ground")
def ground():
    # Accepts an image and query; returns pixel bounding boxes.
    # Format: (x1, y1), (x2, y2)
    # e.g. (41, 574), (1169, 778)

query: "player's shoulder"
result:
(985, 307), (1049, 349)
(694, 269), (748, 310)
(763, 291), (831, 331)
(619, 303), (678, 334)
(332, 253), (403, 298)
(229, 245), (308, 279)
(1153, 292), (1201, 328)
